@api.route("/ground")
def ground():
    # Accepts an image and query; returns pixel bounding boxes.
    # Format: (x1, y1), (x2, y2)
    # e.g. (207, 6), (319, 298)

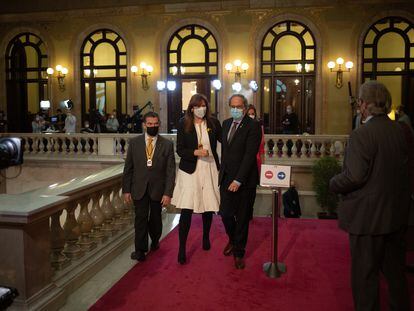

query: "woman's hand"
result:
(194, 148), (209, 157)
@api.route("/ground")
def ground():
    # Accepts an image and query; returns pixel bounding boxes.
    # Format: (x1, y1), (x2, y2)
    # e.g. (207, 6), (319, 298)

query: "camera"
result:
(0, 138), (23, 170)
(0, 286), (18, 310)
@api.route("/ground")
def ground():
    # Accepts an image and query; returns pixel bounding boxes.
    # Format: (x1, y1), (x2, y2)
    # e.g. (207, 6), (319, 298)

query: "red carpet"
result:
(90, 217), (414, 311)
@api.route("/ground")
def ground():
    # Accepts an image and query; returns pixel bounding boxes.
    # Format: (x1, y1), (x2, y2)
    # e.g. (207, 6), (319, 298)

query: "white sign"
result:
(260, 164), (291, 188)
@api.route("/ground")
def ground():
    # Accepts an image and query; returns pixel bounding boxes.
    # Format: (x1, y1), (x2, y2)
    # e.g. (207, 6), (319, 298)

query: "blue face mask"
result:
(230, 107), (244, 120)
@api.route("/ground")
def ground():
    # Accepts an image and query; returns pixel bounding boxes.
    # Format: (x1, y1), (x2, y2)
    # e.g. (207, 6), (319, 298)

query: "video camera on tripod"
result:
(0, 138), (23, 170)
(131, 101), (154, 133)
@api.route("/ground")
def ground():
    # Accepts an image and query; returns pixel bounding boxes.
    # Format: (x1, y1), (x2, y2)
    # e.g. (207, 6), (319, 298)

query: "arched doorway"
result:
(260, 20), (316, 134)
(80, 29), (127, 125)
(5, 33), (49, 132)
(362, 16), (414, 120)
(166, 24), (219, 132)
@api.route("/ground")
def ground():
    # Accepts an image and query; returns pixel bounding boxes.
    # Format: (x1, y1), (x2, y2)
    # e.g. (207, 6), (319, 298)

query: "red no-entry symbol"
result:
(265, 171), (273, 179)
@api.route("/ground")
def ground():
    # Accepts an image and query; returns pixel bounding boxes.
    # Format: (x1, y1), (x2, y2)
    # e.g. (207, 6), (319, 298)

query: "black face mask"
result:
(146, 126), (159, 137)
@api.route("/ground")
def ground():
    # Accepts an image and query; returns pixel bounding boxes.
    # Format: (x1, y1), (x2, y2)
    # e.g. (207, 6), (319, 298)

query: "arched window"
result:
(166, 24), (219, 132)
(362, 16), (414, 120)
(261, 21), (316, 134)
(80, 29), (127, 126)
(5, 33), (49, 132)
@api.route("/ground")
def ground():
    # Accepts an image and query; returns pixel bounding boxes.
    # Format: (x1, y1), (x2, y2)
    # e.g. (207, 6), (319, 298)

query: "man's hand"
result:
(227, 181), (240, 192)
(161, 195), (171, 207)
(123, 193), (132, 204)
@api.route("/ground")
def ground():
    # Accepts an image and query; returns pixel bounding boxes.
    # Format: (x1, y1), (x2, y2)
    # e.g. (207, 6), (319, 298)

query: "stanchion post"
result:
(263, 187), (286, 278)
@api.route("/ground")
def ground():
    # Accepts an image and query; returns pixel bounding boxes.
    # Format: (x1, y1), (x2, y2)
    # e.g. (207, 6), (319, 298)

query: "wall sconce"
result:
(249, 80), (259, 92)
(156, 80), (176, 91)
(327, 57), (353, 88)
(84, 69), (98, 77)
(170, 66), (186, 76)
(212, 79), (222, 91)
(296, 63), (311, 73)
(225, 59), (248, 83)
(47, 65), (68, 92)
(131, 62), (153, 91)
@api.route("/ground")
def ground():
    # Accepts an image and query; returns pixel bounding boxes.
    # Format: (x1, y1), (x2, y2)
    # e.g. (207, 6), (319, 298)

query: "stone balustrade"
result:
(1, 132), (347, 162)
(0, 164), (136, 310)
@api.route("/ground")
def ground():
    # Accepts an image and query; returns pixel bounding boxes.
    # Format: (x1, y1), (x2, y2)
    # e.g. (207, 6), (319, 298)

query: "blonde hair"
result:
(358, 80), (392, 115)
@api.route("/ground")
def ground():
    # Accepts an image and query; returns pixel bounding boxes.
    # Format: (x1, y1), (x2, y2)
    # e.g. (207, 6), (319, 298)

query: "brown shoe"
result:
(234, 257), (245, 269)
(223, 242), (233, 256)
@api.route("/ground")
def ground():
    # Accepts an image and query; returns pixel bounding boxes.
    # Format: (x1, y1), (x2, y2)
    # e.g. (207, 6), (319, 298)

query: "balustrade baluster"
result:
(93, 137), (98, 154)
(320, 141), (326, 156)
(68, 137), (75, 154)
(124, 140), (129, 155)
(77, 198), (96, 252)
(296, 139), (303, 158)
(50, 210), (71, 270)
(73, 137), (80, 154)
(330, 141), (335, 156)
(101, 188), (115, 236)
(310, 141), (317, 158)
(39, 136), (45, 153)
(281, 140), (288, 157)
(63, 203), (84, 259)
(112, 184), (127, 230)
(291, 139), (297, 157)
(23, 138), (29, 153)
(89, 192), (107, 243)
(57, 136), (64, 153)
(47, 137), (53, 153)
(117, 138), (123, 155)
(120, 195), (134, 225)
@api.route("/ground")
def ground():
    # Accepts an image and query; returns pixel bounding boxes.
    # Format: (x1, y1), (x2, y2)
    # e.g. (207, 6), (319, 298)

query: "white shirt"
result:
(64, 114), (77, 133)
(363, 115), (374, 124)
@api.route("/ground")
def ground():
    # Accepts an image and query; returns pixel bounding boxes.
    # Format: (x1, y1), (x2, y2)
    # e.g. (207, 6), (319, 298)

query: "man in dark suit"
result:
(330, 81), (411, 311)
(123, 111), (176, 262)
(220, 94), (261, 269)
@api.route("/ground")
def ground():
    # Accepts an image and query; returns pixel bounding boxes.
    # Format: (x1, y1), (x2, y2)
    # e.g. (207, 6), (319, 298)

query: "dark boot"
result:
(202, 212), (213, 250)
(178, 209), (192, 264)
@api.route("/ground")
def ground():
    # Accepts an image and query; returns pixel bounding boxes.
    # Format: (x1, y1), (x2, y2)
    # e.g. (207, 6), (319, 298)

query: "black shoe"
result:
(131, 251), (146, 262)
(234, 257), (245, 269)
(223, 242), (233, 256)
(202, 236), (211, 251)
(178, 248), (186, 265)
(150, 242), (160, 251)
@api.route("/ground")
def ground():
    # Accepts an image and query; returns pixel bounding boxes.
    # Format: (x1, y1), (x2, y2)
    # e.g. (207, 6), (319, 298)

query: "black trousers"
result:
(220, 176), (251, 258)
(349, 228), (410, 311)
(246, 187), (257, 220)
(133, 192), (162, 253)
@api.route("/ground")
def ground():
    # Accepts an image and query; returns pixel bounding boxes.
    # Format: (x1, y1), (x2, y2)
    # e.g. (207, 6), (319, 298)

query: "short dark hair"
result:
(228, 94), (248, 109)
(143, 111), (160, 123)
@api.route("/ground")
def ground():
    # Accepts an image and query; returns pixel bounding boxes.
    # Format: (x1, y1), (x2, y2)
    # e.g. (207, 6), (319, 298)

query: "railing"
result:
(264, 134), (348, 159)
(0, 164), (137, 310)
(1, 132), (348, 161)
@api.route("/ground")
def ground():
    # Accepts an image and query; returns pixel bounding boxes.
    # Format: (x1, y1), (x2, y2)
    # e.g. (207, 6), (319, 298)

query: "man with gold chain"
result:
(123, 111), (176, 262)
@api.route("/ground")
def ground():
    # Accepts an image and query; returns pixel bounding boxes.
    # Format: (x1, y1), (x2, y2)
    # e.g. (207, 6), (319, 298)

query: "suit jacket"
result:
(329, 115), (410, 235)
(176, 117), (222, 174)
(122, 134), (176, 201)
(219, 115), (261, 188)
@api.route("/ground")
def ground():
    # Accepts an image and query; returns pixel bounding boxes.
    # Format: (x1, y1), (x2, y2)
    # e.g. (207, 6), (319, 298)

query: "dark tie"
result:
(228, 121), (239, 143)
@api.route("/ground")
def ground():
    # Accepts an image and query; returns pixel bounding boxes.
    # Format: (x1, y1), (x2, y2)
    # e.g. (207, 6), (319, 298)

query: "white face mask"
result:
(248, 114), (255, 119)
(193, 107), (207, 118)
(286, 108), (292, 114)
